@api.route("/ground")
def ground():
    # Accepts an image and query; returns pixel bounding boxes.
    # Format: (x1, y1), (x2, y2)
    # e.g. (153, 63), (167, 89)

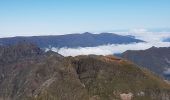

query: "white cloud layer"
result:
(117, 28), (170, 42)
(46, 29), (170, 56)
(47, 42), (170, 56)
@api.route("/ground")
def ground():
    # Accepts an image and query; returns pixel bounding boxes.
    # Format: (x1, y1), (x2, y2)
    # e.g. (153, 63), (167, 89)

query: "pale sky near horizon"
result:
(0, 0), (170, 37)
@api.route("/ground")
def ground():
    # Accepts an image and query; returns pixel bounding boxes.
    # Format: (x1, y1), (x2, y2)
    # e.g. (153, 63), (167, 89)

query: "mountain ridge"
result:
(0, 32), (144, 48)
(120, 46), (170, 80)
(0, 43), (170, 100)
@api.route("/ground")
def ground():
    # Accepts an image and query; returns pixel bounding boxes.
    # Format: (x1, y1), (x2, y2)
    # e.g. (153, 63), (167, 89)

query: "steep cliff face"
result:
(0, 43), (170, 100)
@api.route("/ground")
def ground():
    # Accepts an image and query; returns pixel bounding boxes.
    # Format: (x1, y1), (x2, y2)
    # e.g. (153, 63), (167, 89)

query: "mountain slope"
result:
(0, 43), (170, 100)
(120, 46), (170, 80)
(0, 32), (144, 48)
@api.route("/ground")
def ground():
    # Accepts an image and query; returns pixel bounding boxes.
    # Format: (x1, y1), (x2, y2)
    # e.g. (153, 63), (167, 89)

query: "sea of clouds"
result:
(47, 29), (170, 56)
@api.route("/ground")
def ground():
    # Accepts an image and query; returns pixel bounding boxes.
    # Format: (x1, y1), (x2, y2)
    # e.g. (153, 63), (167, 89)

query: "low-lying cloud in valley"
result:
(47, 29), (170, 56)
(48, 42), (170, 56)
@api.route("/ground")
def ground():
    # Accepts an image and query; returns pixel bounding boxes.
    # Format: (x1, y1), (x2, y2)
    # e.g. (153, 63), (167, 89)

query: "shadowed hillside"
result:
(121, 46), (170, 80)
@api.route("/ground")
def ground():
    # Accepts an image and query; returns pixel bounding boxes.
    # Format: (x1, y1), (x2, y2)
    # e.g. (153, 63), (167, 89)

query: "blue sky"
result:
(0, 0), (170, 37)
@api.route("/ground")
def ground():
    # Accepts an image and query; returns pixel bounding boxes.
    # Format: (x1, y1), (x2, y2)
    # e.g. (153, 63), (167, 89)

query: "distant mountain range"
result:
(0, 43), (170, 100)
(0, 32), (144, 48)
(120, 46), (170, 80)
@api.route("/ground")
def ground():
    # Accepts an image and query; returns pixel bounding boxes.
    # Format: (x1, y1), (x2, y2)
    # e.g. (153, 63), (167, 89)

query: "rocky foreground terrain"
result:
(0, 43), (170, 100)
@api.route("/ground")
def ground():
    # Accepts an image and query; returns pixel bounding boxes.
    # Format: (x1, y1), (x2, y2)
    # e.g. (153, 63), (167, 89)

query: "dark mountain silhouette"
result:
(120, 46), (170, 80)
(0, 43), (170, 100)
(0, 32), (144, 48)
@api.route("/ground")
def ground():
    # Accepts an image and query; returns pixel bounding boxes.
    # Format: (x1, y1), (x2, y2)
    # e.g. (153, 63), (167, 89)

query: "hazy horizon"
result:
(0, 0), (170, 37)
(1, 0), (170, 56)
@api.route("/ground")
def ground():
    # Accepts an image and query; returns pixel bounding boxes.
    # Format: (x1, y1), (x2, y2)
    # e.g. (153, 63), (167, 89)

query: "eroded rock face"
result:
(0, 43), (170, 100)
